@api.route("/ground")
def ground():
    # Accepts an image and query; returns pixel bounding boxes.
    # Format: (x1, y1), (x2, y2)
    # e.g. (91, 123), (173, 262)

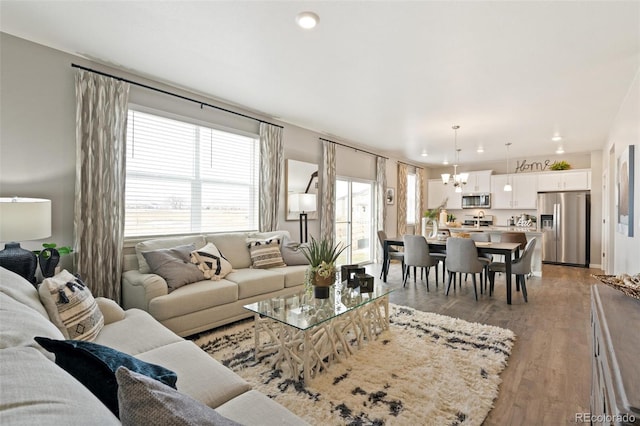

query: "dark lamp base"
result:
(0, 242), (38, 286)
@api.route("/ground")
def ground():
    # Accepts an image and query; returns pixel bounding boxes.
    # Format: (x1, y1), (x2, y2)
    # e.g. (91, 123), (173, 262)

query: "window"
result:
(406, 173), (416, 225)
(124, 109), (259, 237)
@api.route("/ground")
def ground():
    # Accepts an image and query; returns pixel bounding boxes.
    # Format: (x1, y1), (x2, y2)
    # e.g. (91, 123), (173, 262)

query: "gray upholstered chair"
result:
(430, 229), (449, 284)
(488, 237), (536, 303)
(378, 230), (404, 280)
(467, 232), (493, 290)
(445, 237), (490, 301)
(402, 235), (440, 289)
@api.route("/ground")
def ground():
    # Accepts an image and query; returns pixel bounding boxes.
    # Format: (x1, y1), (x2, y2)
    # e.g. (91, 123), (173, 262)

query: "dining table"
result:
(382, 238), (522, 304)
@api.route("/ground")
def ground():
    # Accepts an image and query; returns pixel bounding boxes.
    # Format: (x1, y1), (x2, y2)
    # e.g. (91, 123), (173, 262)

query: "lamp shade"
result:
(0, 197), (52, 242)
(288, 193), (317, 213)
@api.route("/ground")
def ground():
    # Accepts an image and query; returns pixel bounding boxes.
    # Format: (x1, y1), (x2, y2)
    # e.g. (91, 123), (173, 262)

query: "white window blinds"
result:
(124, 109), (259, 237)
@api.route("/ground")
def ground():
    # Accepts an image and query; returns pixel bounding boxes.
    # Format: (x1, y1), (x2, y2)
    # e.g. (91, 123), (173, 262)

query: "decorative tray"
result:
(591, 274), (640, 300)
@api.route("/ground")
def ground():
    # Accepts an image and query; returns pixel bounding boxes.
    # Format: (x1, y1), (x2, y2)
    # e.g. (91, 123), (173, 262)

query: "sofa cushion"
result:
(0, 266), (51, 320)
(224, 269), (284, 299)
(0, 293), (64, 360)
(135, 340), (252, 410)
(35, 337), (178, 418)
(116, 367), (241, 426)
(216, 390), (309, 426)
(191, 242), (233, 280)
(136, 235), (207, 274)
(247, 237), (286, 269)
(0, 347), (120, 425)
(149, 279), (238, 321)
(142, 244), (205, 291)
(206, 232), (252, 269)
(38, 270), (104, 341)
(93, 308), (183, 356)
(266, 265), (308, 288)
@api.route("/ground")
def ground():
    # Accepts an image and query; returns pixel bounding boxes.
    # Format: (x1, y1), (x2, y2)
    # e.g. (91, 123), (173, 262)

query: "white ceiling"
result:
(1, 1), (639, 166)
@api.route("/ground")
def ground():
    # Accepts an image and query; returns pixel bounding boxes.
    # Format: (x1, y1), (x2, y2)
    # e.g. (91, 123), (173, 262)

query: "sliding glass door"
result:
(335, 178), (374, 265)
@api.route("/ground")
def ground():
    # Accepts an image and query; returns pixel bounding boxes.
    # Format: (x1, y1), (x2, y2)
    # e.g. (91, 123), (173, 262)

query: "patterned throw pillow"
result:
(116, 367), (241, 426)
(190, 243), (233, 280)
(246, 238), (286, 269)
(38, 270), (104, 341)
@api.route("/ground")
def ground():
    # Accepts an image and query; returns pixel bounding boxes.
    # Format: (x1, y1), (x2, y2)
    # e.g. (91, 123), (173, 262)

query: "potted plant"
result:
(299, 237), (347, 298)
(550, 160), (571, 171)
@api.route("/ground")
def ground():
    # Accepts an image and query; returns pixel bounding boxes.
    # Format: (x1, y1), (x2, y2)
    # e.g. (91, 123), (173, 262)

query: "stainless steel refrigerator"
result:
(537, 191), (590, 267)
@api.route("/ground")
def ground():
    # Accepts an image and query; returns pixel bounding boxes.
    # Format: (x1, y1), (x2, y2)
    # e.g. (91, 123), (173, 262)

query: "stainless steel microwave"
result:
(461, 193), (491, 209)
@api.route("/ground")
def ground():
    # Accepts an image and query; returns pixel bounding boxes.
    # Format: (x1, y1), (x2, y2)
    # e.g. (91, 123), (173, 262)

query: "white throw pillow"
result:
(190, 243), (234, 280)
(38, 270), (104, 341)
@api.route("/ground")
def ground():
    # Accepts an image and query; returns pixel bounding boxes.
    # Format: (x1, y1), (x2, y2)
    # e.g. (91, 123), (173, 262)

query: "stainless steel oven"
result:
(461, 193), (491, 209)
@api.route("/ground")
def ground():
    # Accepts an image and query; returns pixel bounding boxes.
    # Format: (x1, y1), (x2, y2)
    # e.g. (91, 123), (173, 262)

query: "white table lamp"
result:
(0, 197), (52, 284)
(289, 193), (316, 243)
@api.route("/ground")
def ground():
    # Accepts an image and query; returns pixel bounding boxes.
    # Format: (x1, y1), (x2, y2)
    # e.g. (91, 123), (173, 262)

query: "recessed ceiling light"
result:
(443, 160), (449, 165)
(551, 135), (563, 142)
(421, 149), (428, 157)
(556, 146), (565, 154)
(477, 146), (484, 153)
(296, 11), (319, 29)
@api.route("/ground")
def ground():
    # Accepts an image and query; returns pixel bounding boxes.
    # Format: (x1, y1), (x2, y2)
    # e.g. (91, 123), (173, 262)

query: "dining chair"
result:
(466, 232), (493, 291)
(488, 237), (537, 303)
(430, 229), (449, 284)
(445, 237), (490, 301)
(402, 235), (440, 289)
(378, 230), (405, 280)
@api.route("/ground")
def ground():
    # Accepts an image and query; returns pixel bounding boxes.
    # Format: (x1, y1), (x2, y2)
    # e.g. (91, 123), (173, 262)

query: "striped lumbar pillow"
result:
(38, 270), (104, 341)
(246, 238), (286, 269)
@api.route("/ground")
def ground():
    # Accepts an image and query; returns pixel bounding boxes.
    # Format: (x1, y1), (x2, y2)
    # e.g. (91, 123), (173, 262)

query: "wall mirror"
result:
(286, 159), (319, 221)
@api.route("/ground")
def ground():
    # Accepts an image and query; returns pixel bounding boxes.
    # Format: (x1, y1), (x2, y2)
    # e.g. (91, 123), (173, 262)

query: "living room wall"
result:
(0, 33), (406, 258)
(603, 69), (640, 274)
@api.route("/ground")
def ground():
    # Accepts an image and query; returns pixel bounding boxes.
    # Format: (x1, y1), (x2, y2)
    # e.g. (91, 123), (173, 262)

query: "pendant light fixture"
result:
(504, 142), (513, 192)
(441, 125), (469, 192)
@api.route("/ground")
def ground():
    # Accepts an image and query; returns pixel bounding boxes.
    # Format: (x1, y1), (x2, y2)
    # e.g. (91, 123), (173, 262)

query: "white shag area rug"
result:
(193, 304), (515, 426)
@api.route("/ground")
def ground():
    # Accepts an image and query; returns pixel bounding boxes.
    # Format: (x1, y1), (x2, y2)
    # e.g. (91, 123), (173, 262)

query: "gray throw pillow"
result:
(142, 244), (205, 291)
(280, 236), (310, 266)
(116, 367), (242, 426)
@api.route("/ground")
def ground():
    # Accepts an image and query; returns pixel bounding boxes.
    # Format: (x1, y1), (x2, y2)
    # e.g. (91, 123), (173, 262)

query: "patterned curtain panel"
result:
(74, 70), (130, 303)
(397, 163), (408, 238)
(375, 156), (387, 262)
(258, 123), (283, 232)
(415, 167), (425, 235)
(320, 140), (336, 246)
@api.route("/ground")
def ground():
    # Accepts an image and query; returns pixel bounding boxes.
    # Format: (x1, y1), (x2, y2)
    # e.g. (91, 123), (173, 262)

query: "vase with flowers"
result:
(299, 237), (347, 299)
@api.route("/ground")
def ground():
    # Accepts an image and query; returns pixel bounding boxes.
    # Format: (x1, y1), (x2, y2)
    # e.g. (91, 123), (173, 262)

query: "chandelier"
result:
(441, 125), (469, 193)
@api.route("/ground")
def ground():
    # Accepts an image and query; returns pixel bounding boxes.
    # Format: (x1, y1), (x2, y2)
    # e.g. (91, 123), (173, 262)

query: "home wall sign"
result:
(515, 159), (563, 173)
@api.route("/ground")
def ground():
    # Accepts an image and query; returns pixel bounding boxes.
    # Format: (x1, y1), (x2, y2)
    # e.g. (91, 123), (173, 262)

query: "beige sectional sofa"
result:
(0, 266), (306, 425)
(122, 231), (307, 337)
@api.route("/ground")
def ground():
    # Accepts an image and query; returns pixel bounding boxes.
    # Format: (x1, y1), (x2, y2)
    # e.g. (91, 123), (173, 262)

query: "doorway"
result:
(335, 178), (374, 265)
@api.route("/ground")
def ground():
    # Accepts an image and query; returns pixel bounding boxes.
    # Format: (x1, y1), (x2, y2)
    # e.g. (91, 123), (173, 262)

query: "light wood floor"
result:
(370, 261), (600, 425)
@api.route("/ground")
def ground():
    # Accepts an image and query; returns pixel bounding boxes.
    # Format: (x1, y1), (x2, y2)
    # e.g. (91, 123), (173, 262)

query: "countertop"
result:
(443, 225), (541, 234)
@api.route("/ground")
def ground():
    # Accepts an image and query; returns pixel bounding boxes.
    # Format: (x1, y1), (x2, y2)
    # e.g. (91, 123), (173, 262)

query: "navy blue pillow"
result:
(34, 337), (178, 418)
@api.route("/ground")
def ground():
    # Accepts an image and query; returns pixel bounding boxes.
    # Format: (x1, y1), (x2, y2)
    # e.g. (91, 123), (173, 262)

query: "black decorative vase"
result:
(39, 248), (60, 278)
(0, 242), (38, 285)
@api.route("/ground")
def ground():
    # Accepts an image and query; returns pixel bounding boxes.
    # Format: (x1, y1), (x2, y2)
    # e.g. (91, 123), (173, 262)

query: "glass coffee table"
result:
(244, 280), (394, 383)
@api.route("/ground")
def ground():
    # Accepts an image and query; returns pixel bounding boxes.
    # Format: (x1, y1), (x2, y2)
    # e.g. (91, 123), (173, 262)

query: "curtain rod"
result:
(71, 63), (283, 129)
(319, 137), (388, 160)
(397, 160), (425, 170)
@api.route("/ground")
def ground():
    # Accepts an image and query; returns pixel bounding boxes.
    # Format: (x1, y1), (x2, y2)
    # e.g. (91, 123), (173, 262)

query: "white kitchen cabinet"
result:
(428, 178), (461, 209)
(490, 173), (537, 209)
(537, 170), (591, 191)
(463, 170), (492, 193)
